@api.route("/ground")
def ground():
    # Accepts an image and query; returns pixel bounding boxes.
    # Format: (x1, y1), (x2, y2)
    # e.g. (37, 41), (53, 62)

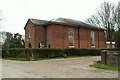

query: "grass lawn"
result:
(3, 56), (93, 61)
(90, 61), (120, 71)
(4, 57), (31, 61)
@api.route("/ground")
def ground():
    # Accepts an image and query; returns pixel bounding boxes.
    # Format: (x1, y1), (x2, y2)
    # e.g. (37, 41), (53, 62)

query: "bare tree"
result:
(114, 1), (120, 48)
(115, 1), (120, 30)
(85, 1), (116, 39)
(85, 15), (101, 27)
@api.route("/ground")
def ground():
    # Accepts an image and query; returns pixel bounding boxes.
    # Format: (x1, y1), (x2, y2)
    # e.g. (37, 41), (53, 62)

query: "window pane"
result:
(68, 29), (74, 47)
(91, 31), (95, 47)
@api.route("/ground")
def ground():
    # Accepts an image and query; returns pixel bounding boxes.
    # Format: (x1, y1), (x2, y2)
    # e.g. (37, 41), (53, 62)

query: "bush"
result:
(8, 48), (64, 58)
(3, 48), (101, 59)
(101, 48), (120, 51)
(31, 48), (64, 58)
(2, 49), (9, 58)
(65, 48), (101, 56)
(9, 48), (27, 58)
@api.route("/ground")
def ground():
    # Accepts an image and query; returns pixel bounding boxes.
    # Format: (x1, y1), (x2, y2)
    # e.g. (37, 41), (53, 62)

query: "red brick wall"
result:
(79, 28), (106, 49)
(34, 26), (40, 48)
(46, 24), (79, 48)
(79, 28), (89, 48)
(46, 24), (106, 49)
(46, 24), (52, 48)
(25, 20), (47, 48)
(25, 20), (35, 48)
(34, 25), (46, 48)
(25, 21), (106, 49)
(98, 30), (106, 49)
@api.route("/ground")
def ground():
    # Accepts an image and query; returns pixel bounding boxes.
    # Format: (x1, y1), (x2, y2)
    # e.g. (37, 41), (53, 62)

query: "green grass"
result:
(90, 61), (120, 71)
(4, 57), (30, 61)
(34, 56), (93, 60)
(3, 56), (93, 61)
(4, 57), (65, 61)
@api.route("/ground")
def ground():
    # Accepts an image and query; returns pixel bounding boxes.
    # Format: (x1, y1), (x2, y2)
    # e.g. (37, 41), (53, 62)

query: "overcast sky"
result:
(0, 0), (119, 35)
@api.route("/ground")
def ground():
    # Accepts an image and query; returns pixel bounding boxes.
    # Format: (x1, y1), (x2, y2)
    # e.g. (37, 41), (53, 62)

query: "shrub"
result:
(31, 48), (64, 58)
(2, 49), (9, 58)
(9, 48), (27, 57)
(64, 48), (101, 56)
(3, 48), (101, 59)
(101, 48), (120, 51)
(8, 48), (64, 58)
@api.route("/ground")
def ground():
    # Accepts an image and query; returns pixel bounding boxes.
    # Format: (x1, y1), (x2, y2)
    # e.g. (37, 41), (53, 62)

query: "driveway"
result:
(1, 56), (118, 78)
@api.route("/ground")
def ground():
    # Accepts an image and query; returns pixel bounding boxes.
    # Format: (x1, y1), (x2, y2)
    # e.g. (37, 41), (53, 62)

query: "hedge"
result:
(101, 48), (120, 51)
(3, 48), (64, 58)
(2, 48), (101, 58)
(64, 48), (101, 56)
(2, 49), (9, 58)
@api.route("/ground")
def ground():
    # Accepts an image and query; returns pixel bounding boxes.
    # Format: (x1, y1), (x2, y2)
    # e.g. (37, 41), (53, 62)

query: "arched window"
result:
(68, 29), (74, 47)
(91, 31), (95, 48)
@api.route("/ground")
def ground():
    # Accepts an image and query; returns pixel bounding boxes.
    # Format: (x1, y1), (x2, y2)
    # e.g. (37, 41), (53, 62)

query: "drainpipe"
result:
(78, 27), (80, 48)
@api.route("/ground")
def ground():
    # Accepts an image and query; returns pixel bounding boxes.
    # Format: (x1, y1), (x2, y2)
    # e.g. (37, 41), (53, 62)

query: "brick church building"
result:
(24, 17), (106, 49)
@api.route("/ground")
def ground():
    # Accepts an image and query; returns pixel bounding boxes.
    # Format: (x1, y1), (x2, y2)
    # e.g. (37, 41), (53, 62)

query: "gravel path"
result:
(1, 56), (118, 78)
